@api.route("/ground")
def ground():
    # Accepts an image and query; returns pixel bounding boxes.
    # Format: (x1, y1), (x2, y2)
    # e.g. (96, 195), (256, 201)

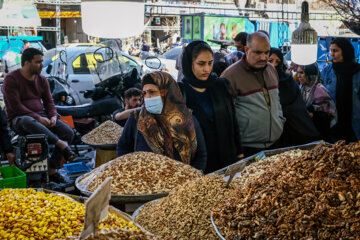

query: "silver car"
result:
(41, 44), (146, 105)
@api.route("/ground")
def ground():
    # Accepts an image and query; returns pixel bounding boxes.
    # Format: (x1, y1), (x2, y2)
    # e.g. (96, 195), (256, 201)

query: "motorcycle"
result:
(55, 41), (144, 136)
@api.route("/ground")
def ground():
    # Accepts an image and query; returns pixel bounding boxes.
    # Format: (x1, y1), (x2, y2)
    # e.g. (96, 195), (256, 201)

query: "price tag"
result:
(79, 177), (112, 239)
(224, 161), (247, 188)
(254, 151), (266, 162)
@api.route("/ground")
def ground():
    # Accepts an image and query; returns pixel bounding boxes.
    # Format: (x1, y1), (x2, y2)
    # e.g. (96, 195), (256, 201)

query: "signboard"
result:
(0, 1), (41, 27)
(183, 16), (192, 40)
(204, 16), (246, 45)
(193, 16), (201, 40)
(38, 11), (81, 18)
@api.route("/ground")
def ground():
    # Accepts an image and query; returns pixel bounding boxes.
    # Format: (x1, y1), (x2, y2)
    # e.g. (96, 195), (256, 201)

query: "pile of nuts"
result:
(83, 120), (123, 145)
(87, 152), (202, 195)
(84, 229), (160, 240)
(135, 174), (234, 239)
(232, 149), (308, 189)
(213, 142), (360, 239)
(0, 189), (138, 240)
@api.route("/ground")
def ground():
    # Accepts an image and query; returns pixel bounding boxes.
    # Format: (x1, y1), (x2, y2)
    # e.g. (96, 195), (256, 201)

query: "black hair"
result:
(124, 87), (142, 100)
(191, 42), (213, 61)
(21, 48), (43, 67)
(234, 32), (248, 46)
(23, 40), (29, 44)
(331, 37), (355, 63)
(176, 37), (181, 42)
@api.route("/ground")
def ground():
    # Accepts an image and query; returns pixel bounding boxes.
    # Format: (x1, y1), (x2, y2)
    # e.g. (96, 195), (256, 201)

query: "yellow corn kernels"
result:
(0, 189), (138, 240)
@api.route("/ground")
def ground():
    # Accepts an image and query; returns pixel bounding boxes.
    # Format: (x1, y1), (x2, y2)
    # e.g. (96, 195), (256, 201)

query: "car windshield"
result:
(43, 49), (59, 68)
(161, 47), (182, 60)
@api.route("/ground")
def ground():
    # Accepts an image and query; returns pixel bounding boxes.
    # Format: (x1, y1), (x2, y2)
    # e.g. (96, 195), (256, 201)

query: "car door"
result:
(67, 52), (104, 104)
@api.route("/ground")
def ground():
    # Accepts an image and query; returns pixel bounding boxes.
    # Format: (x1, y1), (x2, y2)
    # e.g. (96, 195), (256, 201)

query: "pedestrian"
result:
(21, 40), (30, 54)
(175, 44), (187, 82)
(321, 37), (360, 142)
(221, 32), (285, 157)
(117, 71), (207, 172)
(269, 48), (319, 146)
(172, 37), (181, 48)
(0, 106), (15, 165)
(2, 48), (75, 183)
(297, 63), (336, 142)
(234, 32), (248, 52)
(113, 88), (142, 127)
(180, 40), (241, 173)
(225, 51), (244, 66)
(141, 39), (150, 52)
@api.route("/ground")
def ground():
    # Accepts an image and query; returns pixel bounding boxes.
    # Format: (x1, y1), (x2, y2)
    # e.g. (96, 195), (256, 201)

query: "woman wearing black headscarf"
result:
(321, 37), (360, 142)
(269, 48), (319, 146)
(179, 40), (241, 173)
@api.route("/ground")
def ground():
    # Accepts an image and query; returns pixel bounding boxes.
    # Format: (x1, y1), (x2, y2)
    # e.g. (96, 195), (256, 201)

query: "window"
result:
(118, 55), (138, 73)
(72, 53), (103, 74)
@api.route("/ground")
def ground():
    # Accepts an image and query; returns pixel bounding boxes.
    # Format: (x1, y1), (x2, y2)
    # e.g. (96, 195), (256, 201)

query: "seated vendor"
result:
(113, 87), (142, 127)
(116, 71), (207, 172)
(2, 48), (75, 183)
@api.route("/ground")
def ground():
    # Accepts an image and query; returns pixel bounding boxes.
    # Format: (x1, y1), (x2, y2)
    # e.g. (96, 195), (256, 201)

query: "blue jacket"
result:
(321, 64), (360, 140)
(116, 113), (207, 172)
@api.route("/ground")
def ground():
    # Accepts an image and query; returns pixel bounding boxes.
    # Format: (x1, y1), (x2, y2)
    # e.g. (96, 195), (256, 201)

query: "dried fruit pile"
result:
(84, 229), (160, 240)
(213, 142), (360, 239)
(82, 120), (123, 145)
(87, 152), (202, 195)
(135, 174), (234, 240)
(0, 189), (138, 240)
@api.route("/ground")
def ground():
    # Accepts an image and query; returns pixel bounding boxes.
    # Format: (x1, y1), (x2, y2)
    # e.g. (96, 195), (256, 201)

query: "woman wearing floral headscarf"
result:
(297, 63), (336, 141)
(116, 71), (207, 171)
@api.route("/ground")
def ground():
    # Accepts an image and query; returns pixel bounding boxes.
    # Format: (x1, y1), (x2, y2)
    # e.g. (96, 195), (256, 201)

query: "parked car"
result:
(158, 46), (182, 80)
(41, 44), (149, 105)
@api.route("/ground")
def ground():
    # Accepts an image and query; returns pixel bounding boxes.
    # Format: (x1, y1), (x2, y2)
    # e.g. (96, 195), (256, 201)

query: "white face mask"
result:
(144, 96), (163, 114)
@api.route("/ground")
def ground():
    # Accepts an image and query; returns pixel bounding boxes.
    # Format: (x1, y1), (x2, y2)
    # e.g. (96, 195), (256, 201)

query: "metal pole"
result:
(56, 1), (61, 46)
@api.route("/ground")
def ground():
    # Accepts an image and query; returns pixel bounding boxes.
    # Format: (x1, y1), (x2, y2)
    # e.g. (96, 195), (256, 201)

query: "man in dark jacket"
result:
(0, 107), (15, 165)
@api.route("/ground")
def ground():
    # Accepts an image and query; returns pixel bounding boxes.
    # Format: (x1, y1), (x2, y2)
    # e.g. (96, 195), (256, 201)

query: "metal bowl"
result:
(132, 198), (161, 220)
(75, 172), (169, 204)
(81, 135), (117, 150)
(210, 212), (226, 240)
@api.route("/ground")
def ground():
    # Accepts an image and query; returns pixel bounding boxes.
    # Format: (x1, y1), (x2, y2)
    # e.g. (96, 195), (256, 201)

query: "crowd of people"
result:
(1, 33), (359, 179)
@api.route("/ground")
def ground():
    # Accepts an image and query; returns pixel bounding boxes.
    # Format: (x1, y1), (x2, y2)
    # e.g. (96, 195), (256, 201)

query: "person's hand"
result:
(49, 116), (57, 128)
(38, 116), (51, 127)
(6, 152), (16, 166)
(308, 111), (314, 118)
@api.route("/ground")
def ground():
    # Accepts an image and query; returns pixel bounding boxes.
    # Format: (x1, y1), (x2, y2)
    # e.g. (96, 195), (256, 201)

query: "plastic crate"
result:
(0, 166), (26, 189)
(63, 162), (91, 175)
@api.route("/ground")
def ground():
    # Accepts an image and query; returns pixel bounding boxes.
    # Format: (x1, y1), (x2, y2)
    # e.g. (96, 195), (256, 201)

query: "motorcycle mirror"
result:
(59, 50), (67, 65)
(145, 56), (161, 70)
(46, 64), (53, 74)
(94, 46), (114, 63)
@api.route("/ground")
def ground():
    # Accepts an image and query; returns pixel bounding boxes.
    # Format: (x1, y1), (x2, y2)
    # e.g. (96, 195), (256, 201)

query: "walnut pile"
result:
(135, 174), (234, 239)
(213, 141), (360, 239)
(88, 152), (202, 195)
(84, 228), (160, 240)
(83, 120), (123, 145)
(233, 149), (308, 189)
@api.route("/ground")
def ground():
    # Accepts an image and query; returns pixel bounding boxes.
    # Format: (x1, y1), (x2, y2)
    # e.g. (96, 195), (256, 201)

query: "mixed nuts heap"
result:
(213, 141), (360, 239)
(87, 152), (203, 195)
(135, 174), (234, 240)
(82, 120), (123, 145)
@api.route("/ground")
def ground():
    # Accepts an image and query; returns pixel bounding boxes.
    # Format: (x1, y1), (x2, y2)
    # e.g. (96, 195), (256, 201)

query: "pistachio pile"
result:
(82, 120), (123, 145)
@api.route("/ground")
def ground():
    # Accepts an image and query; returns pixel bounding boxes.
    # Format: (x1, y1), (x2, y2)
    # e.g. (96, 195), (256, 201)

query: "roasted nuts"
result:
(82, 120), (123, 145)
(84, 229), (159, 240)
(0, 189), (138, 240)
(135, 174), (233, 239)
(213, 141), (360, 239)
(86, 152), (203, 195)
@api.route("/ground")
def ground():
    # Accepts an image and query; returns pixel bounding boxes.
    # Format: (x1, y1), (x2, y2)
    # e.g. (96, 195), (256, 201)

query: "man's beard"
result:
(30, 65), (41, 75)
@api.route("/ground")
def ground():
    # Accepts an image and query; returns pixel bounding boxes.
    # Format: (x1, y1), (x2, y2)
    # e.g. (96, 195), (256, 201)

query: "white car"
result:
(158, 47), (182, 80)
(41, 45), (146, 105)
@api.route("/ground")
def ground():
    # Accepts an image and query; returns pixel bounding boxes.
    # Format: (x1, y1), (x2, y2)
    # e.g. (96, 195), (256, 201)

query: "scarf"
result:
(136, 71), (197, 164)
(300, 65), (336, 123)
(182, 40), (216, 88)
